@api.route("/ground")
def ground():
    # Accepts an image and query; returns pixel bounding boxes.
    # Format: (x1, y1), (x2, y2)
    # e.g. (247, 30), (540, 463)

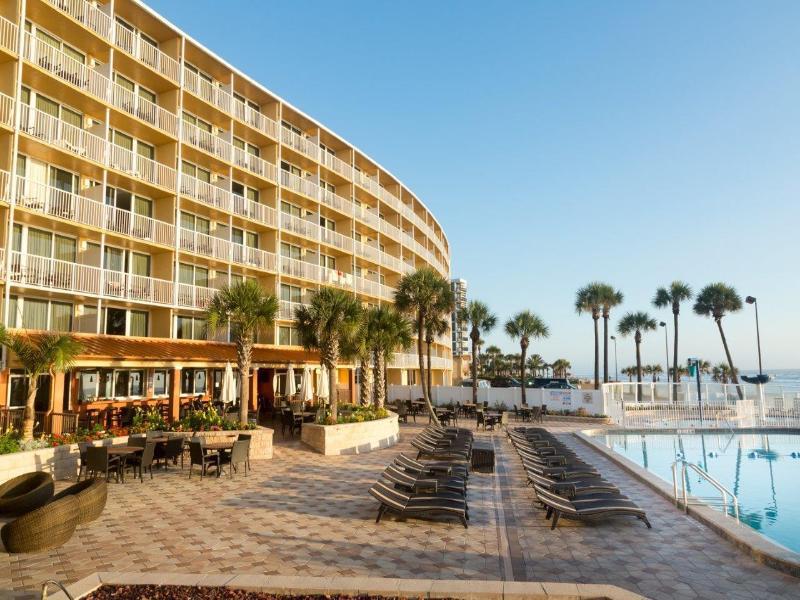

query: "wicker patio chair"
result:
(219, 440), (249, 478)
(188, 438), (219, 479)
(49, 478), (107, 524)
(1, 494), (79, 553)
(85, 446), (121, 483)
(0, 472), (55, 516)
(126, 441), (156, 482)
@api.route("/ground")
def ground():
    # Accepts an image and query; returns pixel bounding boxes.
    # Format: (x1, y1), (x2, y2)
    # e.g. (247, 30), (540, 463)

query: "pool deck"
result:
(1, 420), (798, 600)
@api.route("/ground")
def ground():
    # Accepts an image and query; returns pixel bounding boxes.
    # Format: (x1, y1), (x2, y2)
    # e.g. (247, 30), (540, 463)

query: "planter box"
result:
(0, 427), (273, 485)
(545, 415), (612, 425)
(301, 413), (399, 456)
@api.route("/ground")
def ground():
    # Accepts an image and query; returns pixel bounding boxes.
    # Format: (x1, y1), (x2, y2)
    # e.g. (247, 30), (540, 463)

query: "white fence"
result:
(388, 385), (606, 416)
(603, 382), (800, 430)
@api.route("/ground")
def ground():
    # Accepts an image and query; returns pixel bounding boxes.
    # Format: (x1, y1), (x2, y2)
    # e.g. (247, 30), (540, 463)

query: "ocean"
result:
(574, 368), (800, 387)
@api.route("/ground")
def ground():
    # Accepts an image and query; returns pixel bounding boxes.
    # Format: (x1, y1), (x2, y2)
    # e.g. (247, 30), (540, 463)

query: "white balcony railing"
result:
(379, 282), (397, 301)
(103, 204), (175, 247)
(45, 0), (113, 42)
(232, 146), (277, 182)
(177, 282), (215, 310)
(320, 151), (351, 179)
(179, 228), (231, 261)
(231, 193), (276, 228)
(181, 120), (232, 161)
(0, 15), (18, 54)
(379, 218), (401, 241)
(320, 227), (353, 253)
(111, 81), (178, 136)
(322, 267), (353, 289)
(9, 251), (100, 295)
(354, 206), (380, 229)
(232, 98), (278, 140)
(182, 67), (231, 113)
(281, 126), (319, 160)
(19, 104), (106, 164)
(279, 256), (320, 282)
(108, 142), (176, 190)
(24, 32), (110, 103)
(278, 300), (306, 320)
(380, 187), (401, 212)
(320, 189), (354, 216)
(115, 23), (179, 83)
(280, 212), (319, 241)
(103, 269), (173, 306)
(354, 241), (379, 263)
(180, 174), (231, 212)
(231, 245), (276, 271)
(0, 91), (14, 128)
(379, 250), (403, 273)
(279, 169), (319, 199)
(354, 170), (381, 197)
(354, 275), (380, 298)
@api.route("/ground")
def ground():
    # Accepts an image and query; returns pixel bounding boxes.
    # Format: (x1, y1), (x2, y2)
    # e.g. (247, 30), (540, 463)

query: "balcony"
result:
(280, 211), (319, 242)
(322, 267), (353, 290)
(115, 23), (180, 83)
(180, 174), (231, 212)
(278, 300), (306, 320)
(279, 256), (320, 282)
(354, 170), (381, 197)
(177, 282), (215, 310)
(320, 188), (354, 216)
(12, 175), (174, 247)
(281, 126), (319, 161)
(183, 67), (231, 113)
(0, 91), (14, 128)
(379, 187), (401, 212)
(231, 244), (277, 271)
(179, 228), (231, 262)
(0, 15), (18, 55)
(320, 227), (353, 253)
(279, 169), (319, 200)
(379, 250), (403, 273)
(354, 205), (380, 230)
(379, 218), (401, 242)
(232, 98), (278, 140)
(320, 151), (351, 179)
(231, 193), (276, 228)
(232, 146), (277, 182)
(181, 120), (232, 162)
(389, 352), (452, 370)
(354, 275), (380, 298)
(108, 142), (176, 191)
(111, 80), (178, 137)
(19, 103), (106, 165)
(103, 269), (173, 306)
(354, 241), (379, 264)
(44, 0), (113, 43)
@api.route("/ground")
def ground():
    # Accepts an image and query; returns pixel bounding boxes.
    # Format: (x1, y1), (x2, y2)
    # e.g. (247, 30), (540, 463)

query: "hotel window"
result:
(280, 201), (302, 218)
(14, 226), (76, 261)
(183, 111), (215, 150)
(22, 88), (83, 128)
(179, 263), (209, 287)
(176, 315), (207, 340)
(113, 369), (144, 398)
(28, 24), (85, 66)
(280, 242), (301, 260)
(110, 130), (155, 162)
(103, 308), (148, 336)
(9, 371), (50, 411)
(320, 254), (336, 270)
(278, 326), (300, 346)
(114, 73), (157, 106)
(233, 91), (260, 113)
(181, 161), (212, 183)
(184, 62), (213, 85)
(50, 165), (78, 194)
(319, 143), (336, 158)
(232, 180), (259, 203)
(180, 211), (210, 235)
(6, 296), (73, 331)
(115, 17), (159, 49)
(280, 284), (302, 303)
(281, 121), (303, 136)
(320, 215), (336, 232)
(106, 186), (152, 217)
(280, 160), (302, 177)
(233, 136), (259, 157)
(320, 179), (335, 193)
(232, 228), (258, 249)
(153, 370), (170, 396)
(181, 368), (207, 395)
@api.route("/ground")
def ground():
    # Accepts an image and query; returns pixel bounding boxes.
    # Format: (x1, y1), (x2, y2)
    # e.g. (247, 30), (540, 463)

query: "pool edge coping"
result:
(44, 572), (648, 600)
(574, 428), (800, 579)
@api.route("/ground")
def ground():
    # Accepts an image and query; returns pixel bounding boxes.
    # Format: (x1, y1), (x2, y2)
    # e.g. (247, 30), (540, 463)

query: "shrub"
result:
(131, 407), (168, 433)
(333, 404), (389, 424)
(0, 431), (20, 455)
(171, 406), (255, 432)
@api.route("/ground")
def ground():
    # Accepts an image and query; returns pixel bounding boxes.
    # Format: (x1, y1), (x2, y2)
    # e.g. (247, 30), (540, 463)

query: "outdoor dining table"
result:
(301, 412), (316, 423)
(107, 445), (143, 483)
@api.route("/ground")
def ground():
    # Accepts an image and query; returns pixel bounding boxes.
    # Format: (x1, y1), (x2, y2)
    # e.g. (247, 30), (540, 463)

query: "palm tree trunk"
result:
(593, 316), (600, 390)
(520, 345), (527, 406)
(673, 310), (680, 384)
(717, 319), (743, 400)
(603, 314), (609, 383)
(426, 337), (433, 406)
(236, 339), (253, 425)
(329, 363), (338, 420)
(374, 351), (386, 408)
(471, 334), (478, 406)
(360, 359), (371, 406)
(635, 336), (642, 403)
(22, 376), (39, 441)
(416, 313), (439, 426)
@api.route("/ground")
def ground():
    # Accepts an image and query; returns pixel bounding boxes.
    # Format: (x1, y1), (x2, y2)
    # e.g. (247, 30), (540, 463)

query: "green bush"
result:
(0, 431), (20, 455)
(130, 407), (168, 433)
(171, 406), (255, 432)
(334, 404), (390, 424)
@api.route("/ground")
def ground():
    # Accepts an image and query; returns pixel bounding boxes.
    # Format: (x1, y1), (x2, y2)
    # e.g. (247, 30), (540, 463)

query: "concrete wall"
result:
(388, 385), (607, 415)
(301, 413), (399, 456)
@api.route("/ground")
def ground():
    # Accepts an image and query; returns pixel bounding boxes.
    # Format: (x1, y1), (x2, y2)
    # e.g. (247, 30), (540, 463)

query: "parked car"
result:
(491, 376), (521, 388)
(460, 378), (490, 389)
(531, 377), (576, 389)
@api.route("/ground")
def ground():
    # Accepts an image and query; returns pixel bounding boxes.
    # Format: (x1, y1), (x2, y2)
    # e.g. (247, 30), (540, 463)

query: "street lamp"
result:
(610, 335), (618, 382)
(745, 296), (763, 377)
(659, 321), (670, 384)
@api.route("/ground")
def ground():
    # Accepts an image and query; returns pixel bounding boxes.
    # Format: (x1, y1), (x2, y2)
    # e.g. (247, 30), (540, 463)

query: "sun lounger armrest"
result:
(426, 464), (452, 475)
(413, 479), (438, 493)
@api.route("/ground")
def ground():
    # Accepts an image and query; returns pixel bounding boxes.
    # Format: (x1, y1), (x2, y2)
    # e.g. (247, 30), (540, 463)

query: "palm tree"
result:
(622, 366), (636, 382)
(551, 358), (572, 378)
(484, 345), (503, 377)
(617, 311), (657, 401)
(527, 353), (546, 378)
(650, 364), (663, 382)
(505, 311), (549, 405)
(423, 282), (453, 403)
(0, 328), (82, 441)
(206, 280), (279, 424)
(460, 301), (497, 406)
(575, 283), (605, 390)
(367, 306), (412, 408)
(343, 312), (372, 406)
(295, 287), (362, 422)
(652, 281), (693, 383)
(693, 283), (743, 397)
(394, 267), (451, 425)
(598, 284), (624, 384)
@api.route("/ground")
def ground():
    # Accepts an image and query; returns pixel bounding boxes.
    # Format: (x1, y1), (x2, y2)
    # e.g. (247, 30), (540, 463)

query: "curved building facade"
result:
(0, 0), (450, 425)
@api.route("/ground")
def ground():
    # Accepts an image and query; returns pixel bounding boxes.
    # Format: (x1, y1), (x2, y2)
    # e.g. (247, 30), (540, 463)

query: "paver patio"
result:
(1, 421), (798, 599)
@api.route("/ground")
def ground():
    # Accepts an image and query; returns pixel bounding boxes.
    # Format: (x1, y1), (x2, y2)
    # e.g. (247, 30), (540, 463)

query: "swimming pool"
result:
(590, 430), (800, 554)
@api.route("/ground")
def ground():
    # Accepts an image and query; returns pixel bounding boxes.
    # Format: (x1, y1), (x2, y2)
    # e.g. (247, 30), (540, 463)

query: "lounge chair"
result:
(395, 453), (469, 480)
(533, 484), (651, 529)
(381, 464), (466, 495)
(526, 470), (619, 498)
(411, 436), (470, 461)
(369, 480), (468, 528)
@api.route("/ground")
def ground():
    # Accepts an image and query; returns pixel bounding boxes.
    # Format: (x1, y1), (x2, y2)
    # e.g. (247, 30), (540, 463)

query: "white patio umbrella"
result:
(316, 365), (330, 403)
(285, 364), (297, 398)
(298, 366), (314, 404)
(220, 361), (236, 411)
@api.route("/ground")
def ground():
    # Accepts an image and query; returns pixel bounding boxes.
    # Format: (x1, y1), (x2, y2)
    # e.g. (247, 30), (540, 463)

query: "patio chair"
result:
(411, 437), (469, 461)
(49, 478), (107, 524)
(237, 433), (252, 471)
(396, 402), (408, 423)
(281, 408), (302, 437)
(126, 441), (156, 482)
(188, 439), (220, 479)
(532, 483), (651, 529)
(395, 453), (469, 480)
(85, 446), (121, 483)
(369, 480), (468, 528)
(76, 442), (89, 481)
(525, 470), (619, 498)
(381, 464), (465, 495)
(161, 437), (184, 469)
(219, 440), (249, 478)
(127, 436), (147, 448)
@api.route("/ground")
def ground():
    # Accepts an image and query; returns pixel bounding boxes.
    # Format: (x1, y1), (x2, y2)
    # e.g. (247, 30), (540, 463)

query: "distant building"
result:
(450, 278), (469, 358)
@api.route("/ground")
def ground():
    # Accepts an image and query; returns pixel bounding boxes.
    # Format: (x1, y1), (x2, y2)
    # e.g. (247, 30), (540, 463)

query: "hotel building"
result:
(0, 0), (451, 431)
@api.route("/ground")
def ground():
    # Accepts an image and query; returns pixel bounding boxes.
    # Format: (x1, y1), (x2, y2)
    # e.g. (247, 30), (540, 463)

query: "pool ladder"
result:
(671, 460), (740, 521)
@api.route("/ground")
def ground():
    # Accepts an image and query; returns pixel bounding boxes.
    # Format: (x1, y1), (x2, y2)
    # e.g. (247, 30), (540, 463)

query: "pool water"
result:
(591, 431), (800, 554)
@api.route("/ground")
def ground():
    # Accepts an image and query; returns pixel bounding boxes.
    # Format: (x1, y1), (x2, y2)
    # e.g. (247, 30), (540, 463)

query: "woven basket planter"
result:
(50, 478), (107, 524)
(0, 472), (55, 516)
(1, 495), (79, 553)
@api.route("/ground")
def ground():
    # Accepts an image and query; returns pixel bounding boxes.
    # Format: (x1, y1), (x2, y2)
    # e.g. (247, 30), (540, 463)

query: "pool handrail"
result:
(671, 459), (740, 521)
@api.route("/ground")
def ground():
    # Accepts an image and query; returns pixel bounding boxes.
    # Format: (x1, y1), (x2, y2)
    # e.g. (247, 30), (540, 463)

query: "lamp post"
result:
(610, 335), (618, 382)
(659, 321), (670, 384)
(745, 296), (763, 377)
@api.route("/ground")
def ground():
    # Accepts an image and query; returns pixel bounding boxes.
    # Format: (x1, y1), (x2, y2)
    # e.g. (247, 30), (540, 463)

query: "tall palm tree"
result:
(394, 267), (451, 425)
(295, 287), (362, 422)
(617, 311), (657, 401)
(527, 353), (545, 378)
(652, 281), (693, 383)
(206, 280), (279, 424)
(423, 299), (452, 406)
(367, 306), (412, 408)
(650, 364), (663, 382)
(575, 283), (605, 390)
(484, 345), (503, 377)
(622, 366), (636, 382)
(0, 328), (82, 441)
(460, 301), (497, 406)
(693, 283), (743, 397)
(342, 312), (371, 406)
(598, 284), (624, 384)
(505, 311), (549, 405)
(551, 358), (572, 378)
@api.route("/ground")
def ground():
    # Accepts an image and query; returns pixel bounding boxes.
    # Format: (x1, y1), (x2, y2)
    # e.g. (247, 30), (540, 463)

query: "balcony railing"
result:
(280, 211), (319, 241)
(354, 170), (381, 196)
(232, 146), (277, 182)
(0, 15), (18, 54)
(279, 256), (320, 282)
(354, 206), (380, 229)
(231, 193), (276, 228)
(108, 142), (176, 190)
(380, 187), (401, 212)
(181, 120), (232, 161)
(45, 0), (113, 43)
(0, 91), (14, 128)
(281, 126), (319, 160)
(183, 67), (231, 113)
(278, 300), (306, 320)
(231, 245), (276, 271)
(389, 352), (451, 370)
(104, 204), (175, 247)
(179, 228), (231, 262)
(177, 282), (215, 310)
(379, 282), (397, 301)
(9, 251), (99, 295)
(354, 275), (380, 298)
(19, 104), (106, 164)
(180, 174), (231, 212)
(379, 218), (401, 241)
(115, 23), (179, 83)
(320, 189), (353, 216)
(111, 81), (178, 137)
(279, 169), (319, 200)
(232, 98), (278, 140)
(103, 269), (173, 306)
(320, 151), (351, 179)
(379, 250), (403, 273)
(320, 227), (353, 253)
(354, 241), (379, 263)
(322, 267), (353, 289)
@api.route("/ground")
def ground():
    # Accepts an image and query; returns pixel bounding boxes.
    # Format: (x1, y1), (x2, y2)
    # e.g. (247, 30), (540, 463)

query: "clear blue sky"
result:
(149, 0), (800, 375)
